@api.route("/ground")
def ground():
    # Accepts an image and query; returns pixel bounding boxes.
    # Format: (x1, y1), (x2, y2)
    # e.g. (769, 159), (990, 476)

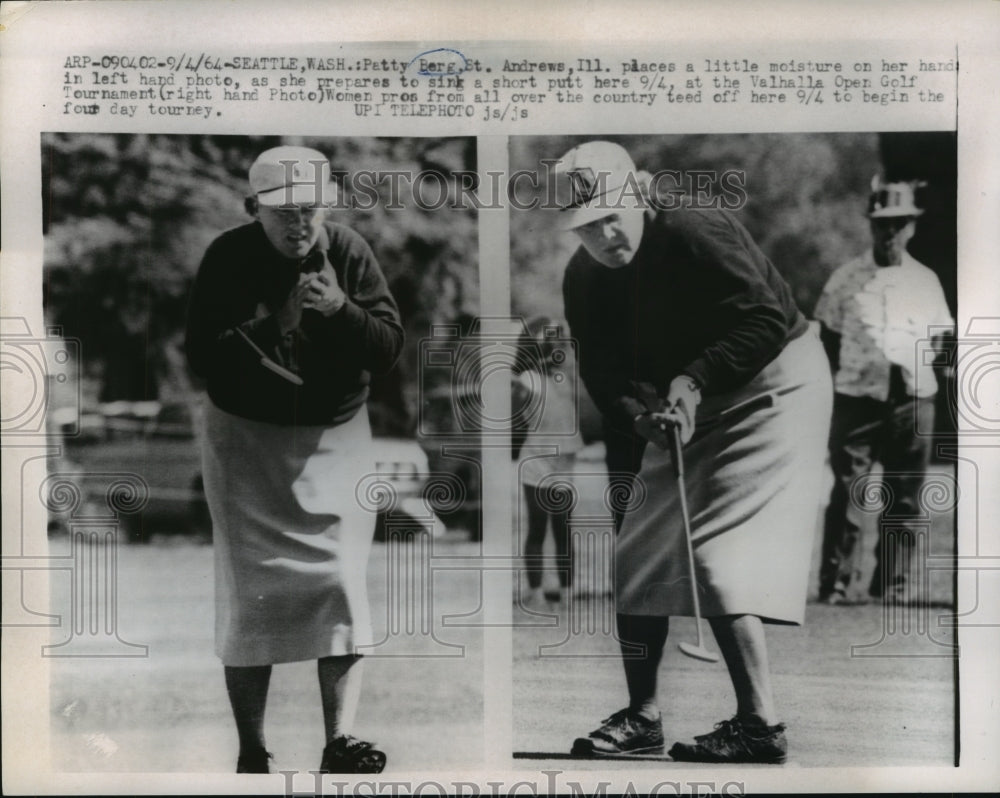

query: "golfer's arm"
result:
(681, 300), (789, 395)
(299, 259), (404, 374)
(676, 225), (792, 394)
(184, 247), (282, 378)
(577, 349), (647, 431)
(308, 300), (403, 374)
(565, 330), (644, 427)
(564, 265), (646, 429)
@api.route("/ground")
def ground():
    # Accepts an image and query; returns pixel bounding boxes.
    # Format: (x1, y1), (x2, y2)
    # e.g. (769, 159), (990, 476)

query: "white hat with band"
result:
(249, 145), (339, 207)
(554, 141), (642, 231)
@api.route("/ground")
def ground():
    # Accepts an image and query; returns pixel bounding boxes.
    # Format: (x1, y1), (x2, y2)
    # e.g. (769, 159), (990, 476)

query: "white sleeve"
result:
(929, 276), (955, 331)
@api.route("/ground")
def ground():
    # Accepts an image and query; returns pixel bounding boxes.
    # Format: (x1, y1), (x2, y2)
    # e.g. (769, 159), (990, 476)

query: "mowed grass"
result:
(512, 453), (957, 768)
(512, 601), (955, 768)
(47, 453), (957, 773)
(48, 534), (485, 773)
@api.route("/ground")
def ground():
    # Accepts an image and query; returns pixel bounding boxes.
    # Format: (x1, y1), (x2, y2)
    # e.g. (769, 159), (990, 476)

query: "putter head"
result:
(678, 641), (720, 663)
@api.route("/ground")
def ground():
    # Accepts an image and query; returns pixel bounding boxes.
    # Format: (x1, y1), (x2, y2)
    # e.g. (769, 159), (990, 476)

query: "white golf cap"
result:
(249, 145), (338, 207)
(554, 141), (640, 231)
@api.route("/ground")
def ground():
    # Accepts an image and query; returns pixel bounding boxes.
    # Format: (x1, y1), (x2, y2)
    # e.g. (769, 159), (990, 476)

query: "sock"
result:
(738, 712), (778, 732)
(632, 700), (661, 722)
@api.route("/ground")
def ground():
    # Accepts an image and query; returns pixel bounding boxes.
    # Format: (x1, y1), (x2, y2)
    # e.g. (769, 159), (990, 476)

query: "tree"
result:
(42, 134), (479, 435)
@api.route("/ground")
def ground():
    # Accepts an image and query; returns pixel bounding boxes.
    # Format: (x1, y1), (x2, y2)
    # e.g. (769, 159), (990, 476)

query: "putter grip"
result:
(671, 426), (685, 478)
(658, 417), (685, 478)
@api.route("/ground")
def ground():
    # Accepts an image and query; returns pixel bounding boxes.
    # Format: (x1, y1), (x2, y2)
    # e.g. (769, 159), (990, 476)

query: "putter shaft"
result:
(670, 424), (717, 662)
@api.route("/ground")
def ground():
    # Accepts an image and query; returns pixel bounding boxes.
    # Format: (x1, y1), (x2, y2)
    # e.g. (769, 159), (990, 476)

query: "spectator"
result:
(814, 177), (954, 604)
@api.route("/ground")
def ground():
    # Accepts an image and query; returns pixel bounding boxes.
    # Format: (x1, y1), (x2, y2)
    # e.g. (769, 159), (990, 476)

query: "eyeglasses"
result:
(264, 205), (328, 220)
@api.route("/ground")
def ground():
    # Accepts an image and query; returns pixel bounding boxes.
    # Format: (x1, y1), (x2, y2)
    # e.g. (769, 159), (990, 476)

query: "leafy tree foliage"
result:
(42, 134), (478, 435)
(41, 132), (955, 442)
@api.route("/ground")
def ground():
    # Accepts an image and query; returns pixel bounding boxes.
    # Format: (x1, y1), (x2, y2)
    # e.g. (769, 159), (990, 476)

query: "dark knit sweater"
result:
(563, 208), (806, 432)
(185, 220), (403, 426)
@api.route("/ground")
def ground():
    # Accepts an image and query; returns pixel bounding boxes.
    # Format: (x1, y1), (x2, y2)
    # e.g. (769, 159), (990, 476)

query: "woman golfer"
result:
(185, 146), (403, 773)
(557, 141), (832, 763)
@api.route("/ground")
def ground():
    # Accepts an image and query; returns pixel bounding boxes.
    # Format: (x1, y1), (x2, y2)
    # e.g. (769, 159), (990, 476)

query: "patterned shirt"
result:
(814, 250), (953, 401)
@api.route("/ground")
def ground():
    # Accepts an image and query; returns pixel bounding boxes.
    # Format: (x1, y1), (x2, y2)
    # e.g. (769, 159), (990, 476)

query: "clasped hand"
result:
(276, 262), (346, 333)
(633, 375), (701, 449)
(301, 261), (346, 316)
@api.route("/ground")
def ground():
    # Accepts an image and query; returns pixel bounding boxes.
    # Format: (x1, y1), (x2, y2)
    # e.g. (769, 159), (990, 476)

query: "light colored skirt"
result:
(202, 403), (375, 666)
(519, 452), (578, 488)
(616, 325), (832, 624)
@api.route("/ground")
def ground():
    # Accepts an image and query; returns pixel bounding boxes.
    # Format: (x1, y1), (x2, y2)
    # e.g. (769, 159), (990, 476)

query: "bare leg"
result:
(550, 489), (572, 591)
(708, 614), (777, 724)
(617, 613), (669, 720)
(523, 485), (548, 590)
(318, 655), (363, 743)
(224, 665), (272, 753)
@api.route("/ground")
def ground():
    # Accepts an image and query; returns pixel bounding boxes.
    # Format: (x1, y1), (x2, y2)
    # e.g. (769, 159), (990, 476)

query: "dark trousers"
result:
(523, 484), (573, 590)
(820, 391), (935, 598)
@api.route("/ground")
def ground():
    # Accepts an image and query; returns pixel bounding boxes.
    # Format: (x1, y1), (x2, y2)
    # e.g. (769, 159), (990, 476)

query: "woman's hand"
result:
(633, 375), (701, 448)
(634, 412), (672, 450)
(660, 375), (702, 445)
(302, 261), (347, 316)
(275, 275), (311, 334)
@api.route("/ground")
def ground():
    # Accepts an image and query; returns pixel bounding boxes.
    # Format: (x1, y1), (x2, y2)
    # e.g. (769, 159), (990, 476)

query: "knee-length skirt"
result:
(616, 324), (833, 624)
(202, 403), (376, 666)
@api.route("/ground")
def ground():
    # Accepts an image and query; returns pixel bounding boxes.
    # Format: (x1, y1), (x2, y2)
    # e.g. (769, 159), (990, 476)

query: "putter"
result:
(235, 327), (304, 386)
(661, 416), (720, 663)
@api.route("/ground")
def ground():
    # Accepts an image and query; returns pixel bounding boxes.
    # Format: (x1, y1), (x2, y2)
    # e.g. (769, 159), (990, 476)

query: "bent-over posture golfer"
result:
(185, 146), (403, 773)
(558, 141), (832, 763)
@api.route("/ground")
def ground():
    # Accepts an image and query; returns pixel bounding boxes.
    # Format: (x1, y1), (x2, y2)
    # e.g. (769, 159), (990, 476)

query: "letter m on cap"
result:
(566, 166), (607, 208)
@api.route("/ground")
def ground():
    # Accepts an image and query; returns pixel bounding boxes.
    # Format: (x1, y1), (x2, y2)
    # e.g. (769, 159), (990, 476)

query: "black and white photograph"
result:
(36, 133), (485, 773)
(509, 133), (959, 767)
